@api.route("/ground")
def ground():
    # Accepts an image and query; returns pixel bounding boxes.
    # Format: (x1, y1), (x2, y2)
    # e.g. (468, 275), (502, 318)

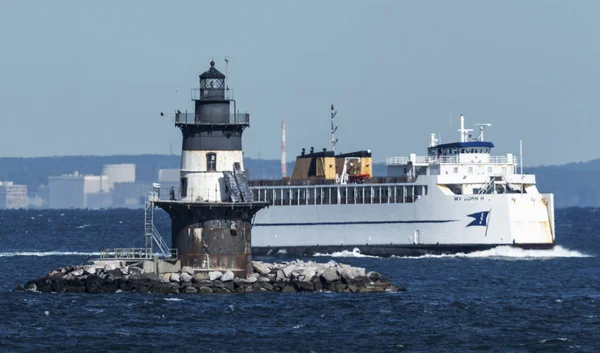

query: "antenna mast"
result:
(520, 139), (523, 174)
(224, 55), (229, 91)
(331, 104), (338, 152)
(458, 112), (473, 142)
(281, 120), (287, 178)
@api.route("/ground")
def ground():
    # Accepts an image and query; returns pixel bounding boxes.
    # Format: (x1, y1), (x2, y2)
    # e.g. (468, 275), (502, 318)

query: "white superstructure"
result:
(249, 113), (555, 256)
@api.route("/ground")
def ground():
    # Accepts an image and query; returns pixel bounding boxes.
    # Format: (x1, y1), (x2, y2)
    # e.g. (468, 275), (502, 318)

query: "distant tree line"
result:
(0, 154), (598, 208)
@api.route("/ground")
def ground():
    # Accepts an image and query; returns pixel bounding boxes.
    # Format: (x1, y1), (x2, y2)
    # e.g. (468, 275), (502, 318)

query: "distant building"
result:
(0, 181), (28, 209)
(112, 181), (178, 208)
(48, 172), (109, 209)
(102, 164), (136, 190)
(158, 169), (179, 183)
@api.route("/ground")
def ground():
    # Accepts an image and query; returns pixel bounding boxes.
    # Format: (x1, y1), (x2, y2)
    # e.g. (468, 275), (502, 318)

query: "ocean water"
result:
(0, 208), (598, 352)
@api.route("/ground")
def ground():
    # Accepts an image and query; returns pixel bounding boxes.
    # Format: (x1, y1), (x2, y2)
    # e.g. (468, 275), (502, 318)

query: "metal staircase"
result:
(224, 171), (242, 202)
(144, 200), (171, 258)
(478, 176), (495, 195)
(234, 164), (254, 202)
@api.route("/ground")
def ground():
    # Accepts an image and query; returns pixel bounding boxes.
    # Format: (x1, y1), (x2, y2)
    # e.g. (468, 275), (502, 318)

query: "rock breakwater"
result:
(18, 259), (402, 294)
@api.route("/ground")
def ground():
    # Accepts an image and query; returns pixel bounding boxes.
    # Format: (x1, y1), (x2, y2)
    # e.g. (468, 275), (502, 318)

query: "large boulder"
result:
(339, 267), (366, 283)
(181, 266), (195, 276)
(366, 271), (384, 281)
(180, 272), (192, 282)
(169, 273), (181, 283)
(252, 261), (271, 275)
(150, 282), (179, 294)
(193, 272), (210, 282)
(220, 271), (235, 282)
(128, 266), (144, 278)
(282, 265), (296, 278)
(208, 271), (222, 281)
(184, 285), (198, 293)
(198, 286), (213, 293)
(320, 268), (339, 283)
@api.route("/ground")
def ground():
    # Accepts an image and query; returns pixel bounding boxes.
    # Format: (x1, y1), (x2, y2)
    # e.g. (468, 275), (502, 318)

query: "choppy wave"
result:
(0, 251), (100, 257)
(395, 245), (591, 260)
(313, 247), (380, 258)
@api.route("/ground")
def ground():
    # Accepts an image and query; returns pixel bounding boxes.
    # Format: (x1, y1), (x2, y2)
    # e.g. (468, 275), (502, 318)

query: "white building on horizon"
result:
(102, 164), (136, 190)
(158, 168), (179, 183)
(0, 181), (28, 209)
(48, 172), (109, 209)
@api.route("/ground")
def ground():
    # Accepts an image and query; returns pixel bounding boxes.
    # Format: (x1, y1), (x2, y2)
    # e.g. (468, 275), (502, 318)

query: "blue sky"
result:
(0, 1), (598, 166)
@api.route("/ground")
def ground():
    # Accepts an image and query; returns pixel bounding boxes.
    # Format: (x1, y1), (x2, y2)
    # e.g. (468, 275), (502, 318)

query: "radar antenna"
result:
(474, 123), (492, 141)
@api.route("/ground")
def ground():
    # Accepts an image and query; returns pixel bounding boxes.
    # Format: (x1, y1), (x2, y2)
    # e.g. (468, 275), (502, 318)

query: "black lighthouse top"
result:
(174, 59), (249, 151)
(199, 60), (226, 100)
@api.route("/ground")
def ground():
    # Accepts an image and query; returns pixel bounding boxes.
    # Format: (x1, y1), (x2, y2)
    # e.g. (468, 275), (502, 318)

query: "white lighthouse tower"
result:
(154, 60), (267, 277)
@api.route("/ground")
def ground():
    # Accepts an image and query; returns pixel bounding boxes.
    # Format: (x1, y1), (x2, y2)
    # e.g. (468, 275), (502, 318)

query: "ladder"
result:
(144, 200), (171, 258)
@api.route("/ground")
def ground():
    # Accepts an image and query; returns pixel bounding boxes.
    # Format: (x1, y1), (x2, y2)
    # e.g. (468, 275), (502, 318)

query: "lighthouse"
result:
(153, 60), (268, 278)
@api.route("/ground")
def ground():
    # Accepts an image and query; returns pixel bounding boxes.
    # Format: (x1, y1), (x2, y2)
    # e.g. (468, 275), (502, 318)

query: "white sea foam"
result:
(394, 245), (591, 260)
(0, 251), (100, 257)
(163, 298), (183, 302)
(76, 224), (91, 229)
(313, 247), (380, 258)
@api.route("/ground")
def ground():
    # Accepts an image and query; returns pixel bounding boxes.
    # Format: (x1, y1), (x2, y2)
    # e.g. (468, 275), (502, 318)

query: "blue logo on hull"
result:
(467, 211), (490, 227)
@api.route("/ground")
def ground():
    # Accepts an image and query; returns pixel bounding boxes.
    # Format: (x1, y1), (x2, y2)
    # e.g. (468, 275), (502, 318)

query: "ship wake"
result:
(0, 251), (101, 257)
(398, 245), (591, 260)
(313, 247), (379, 258)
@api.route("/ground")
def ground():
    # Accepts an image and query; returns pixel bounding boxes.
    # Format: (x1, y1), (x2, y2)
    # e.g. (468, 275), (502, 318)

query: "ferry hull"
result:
(252, 242), (555, 257)
(250, 193), (555, 257)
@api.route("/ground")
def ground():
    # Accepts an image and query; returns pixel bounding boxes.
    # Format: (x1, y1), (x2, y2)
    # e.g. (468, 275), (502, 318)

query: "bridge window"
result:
(207, 153), (217, 171)
(453, 167), (458, 174)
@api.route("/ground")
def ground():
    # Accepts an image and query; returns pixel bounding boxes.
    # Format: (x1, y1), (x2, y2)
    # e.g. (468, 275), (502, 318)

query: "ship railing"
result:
(251, 183), (428, 206)
(98, 247), (151, 259)
(98, 247), (178, 260)
(148, 189), (180, 202)
(249, 176), (412, 187)
(385, 156), (430, 166)
(148, 187), (255, 203)
(175, 112), (249, 125)
(387, 155), (518, 165)
(434, 156), (517, 165)
(490, 156), (518, 165)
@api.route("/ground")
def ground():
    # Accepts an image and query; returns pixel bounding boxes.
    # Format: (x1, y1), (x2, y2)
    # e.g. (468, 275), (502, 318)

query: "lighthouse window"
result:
(207, 153), (217, 171)
(201, 78), (224, 89)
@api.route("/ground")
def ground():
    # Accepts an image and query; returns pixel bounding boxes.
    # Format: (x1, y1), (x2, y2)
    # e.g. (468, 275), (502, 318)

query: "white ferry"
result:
(249, 113), (555, 256)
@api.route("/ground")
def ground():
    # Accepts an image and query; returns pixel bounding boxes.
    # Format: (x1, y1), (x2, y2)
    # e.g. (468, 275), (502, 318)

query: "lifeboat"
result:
(348, 173), (370, 183)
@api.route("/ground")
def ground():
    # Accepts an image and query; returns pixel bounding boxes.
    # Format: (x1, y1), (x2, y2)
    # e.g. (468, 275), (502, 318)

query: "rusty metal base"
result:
(154, 201), (268, 278)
